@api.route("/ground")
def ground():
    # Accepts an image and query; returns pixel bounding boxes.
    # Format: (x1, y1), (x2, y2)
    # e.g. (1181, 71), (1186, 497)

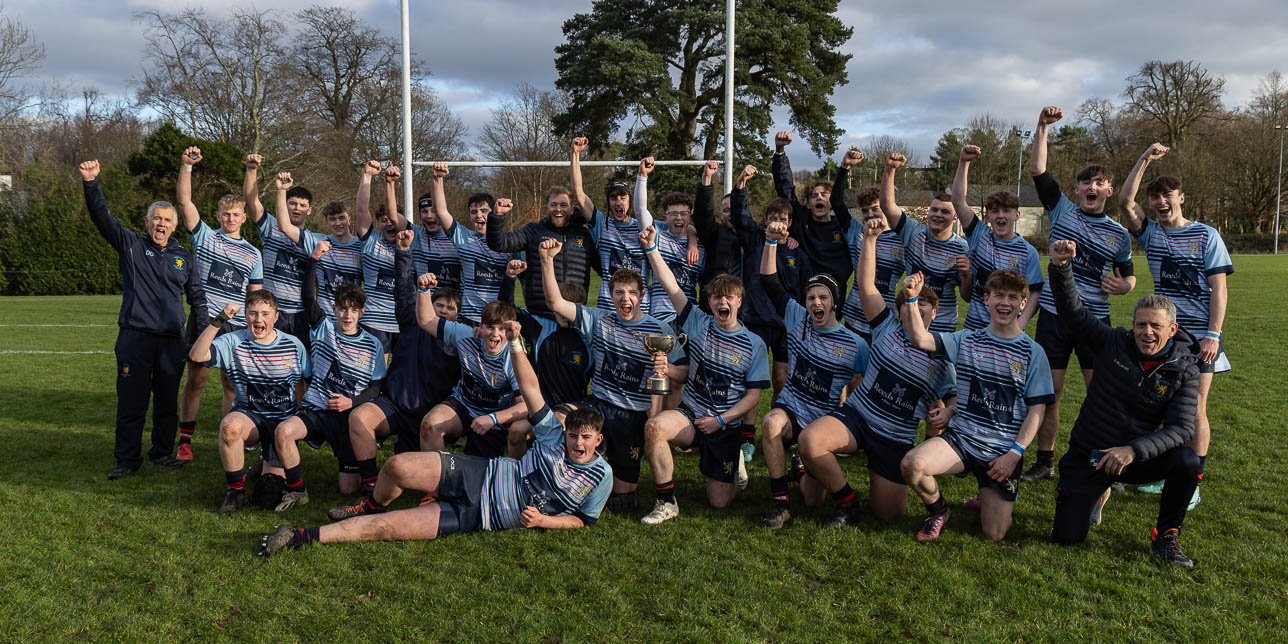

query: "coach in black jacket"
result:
(485, 189), (594, 318)
(81, 160), (207, 480)
(1047, 240), (1202, 566)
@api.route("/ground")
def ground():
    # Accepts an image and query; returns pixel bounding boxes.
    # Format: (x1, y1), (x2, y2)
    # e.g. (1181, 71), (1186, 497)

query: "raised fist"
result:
(364, 160), (382, 177)
(1038, 106), (1064, 125)
(960, 145), (981, 162)
(571, 137), (588, 154)
(78, 160), (100, 182)
(638, 225), (657, 249)
(312, 239), (331, 260)
(639, 156), (656, 177)
(503, 320), (522, 341)
(841, 149), (864, 169)
(417, 273), (439, 291)
(765, 221), (789, 242)
(539, 238), (563, 259)
(1144, 142), (1170, 161)
(495, 197), (513, 216)
(774, 131), (793, 149)
(384, 165), (401, 183)
(903, 272), (924, 301)
(703, 160), (719, 180)
(1051, 240), (1077, 266)
(395, 229), (415, 250)
(221, 303), (242, 318)
(182, 146), (202, 165)
(955, 254), (971, 275)
(864, 216), (889, 237)
(432, 162), (449, 179)
(506, 259), (527, 278)
(245, 154), (262, 170)
(276, 172), (293, 191)
(886, 153), (907, 170)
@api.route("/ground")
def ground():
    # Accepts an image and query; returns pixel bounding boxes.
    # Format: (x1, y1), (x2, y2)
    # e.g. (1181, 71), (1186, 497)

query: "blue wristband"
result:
(1010, 442), (1025, 456)
(417, 287), (431, 293)
(765, 239), (779, 247)
(907, 296), (919, 303)
(489, 413), (499, 426)
(643, 244), (658, 253)
(1203, 331), (1221, 340)
(717, 414), (726, 428)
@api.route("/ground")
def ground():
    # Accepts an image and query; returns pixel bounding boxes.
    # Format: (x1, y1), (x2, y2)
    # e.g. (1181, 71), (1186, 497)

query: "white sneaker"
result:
(640, 499), (679, 525)
(735, 455), (749, 490)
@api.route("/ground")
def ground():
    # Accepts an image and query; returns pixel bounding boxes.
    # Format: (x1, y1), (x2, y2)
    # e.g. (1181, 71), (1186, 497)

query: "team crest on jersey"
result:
(1189, 241), (1201, 254)
(1009, 257), (1021, 268)
(1009, 360), (1023, 378)
(834, 347), (845, 359)
(832, 232), (843, 243)
(787, 257), (797, 267)
(731, 353), (742, 364)
(575, 238), (585, 247)
(1153, 380), (1171, 398)
(570, 352), (584, 365)
(173, 257), (185, 270)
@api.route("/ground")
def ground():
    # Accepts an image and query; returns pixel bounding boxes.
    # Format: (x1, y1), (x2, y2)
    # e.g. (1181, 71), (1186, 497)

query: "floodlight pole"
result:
(1275, 124), (1284, 255)
(1013, 128), (1030, 198)
(723, 0), (735, 194)
(400, 0), (415, 223)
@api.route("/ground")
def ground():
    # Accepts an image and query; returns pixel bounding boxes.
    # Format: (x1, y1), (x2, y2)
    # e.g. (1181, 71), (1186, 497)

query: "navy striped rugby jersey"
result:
(1135, 219), (1232, 332)
(776, 299), (870, 427)
(676, 302), (770, 421)
(962, 218), (1044, 330)
(574, 305), (679, 412)
(440, 318), (520, 418)
(189, 221), (263, 326)
(845, 309), (955, 444)
(207, 329), (310, 421)
(589, 208), (650, 313)
(302, 318), (386, 410)
(894, 215), (969, 332)
(842, 228), (903, 336)
(446, 221), (521, 324)
(359, 231), (400, 333)
(300, 231), (363, 320)
(255, 214), (310, 314)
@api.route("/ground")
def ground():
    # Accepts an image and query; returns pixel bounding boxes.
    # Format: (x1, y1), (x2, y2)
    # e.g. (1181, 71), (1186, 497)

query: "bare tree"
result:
(1123, 60), (1226, 148)
(479, 83), (570, 222)
(0, 4), (44, 122)
(1249, 70), (1287, 122)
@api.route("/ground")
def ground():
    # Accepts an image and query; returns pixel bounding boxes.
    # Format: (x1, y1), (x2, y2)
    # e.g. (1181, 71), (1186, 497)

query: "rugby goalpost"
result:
(396, 0), (737, 223)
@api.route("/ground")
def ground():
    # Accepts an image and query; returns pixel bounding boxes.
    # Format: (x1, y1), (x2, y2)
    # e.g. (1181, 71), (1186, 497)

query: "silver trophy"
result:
(642, 333), (687, 395)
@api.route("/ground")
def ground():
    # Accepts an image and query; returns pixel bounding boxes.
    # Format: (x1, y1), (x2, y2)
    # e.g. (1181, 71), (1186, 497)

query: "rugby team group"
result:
(81, 105), (1229, 568)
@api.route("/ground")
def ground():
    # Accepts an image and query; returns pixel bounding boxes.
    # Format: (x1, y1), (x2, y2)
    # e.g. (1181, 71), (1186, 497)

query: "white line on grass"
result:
(0, 350), (113, 355)
(0, 324), (114, 327)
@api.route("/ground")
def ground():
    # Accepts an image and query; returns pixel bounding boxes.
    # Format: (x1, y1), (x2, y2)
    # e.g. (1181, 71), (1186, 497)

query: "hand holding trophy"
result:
(643, 333), (687, 395)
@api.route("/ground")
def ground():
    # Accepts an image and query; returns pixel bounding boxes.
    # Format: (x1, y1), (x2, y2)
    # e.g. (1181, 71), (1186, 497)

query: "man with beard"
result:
(485, 179), (594, 319)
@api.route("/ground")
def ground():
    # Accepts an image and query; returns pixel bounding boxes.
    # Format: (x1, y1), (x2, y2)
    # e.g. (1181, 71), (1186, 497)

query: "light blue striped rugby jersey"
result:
(1035, 179), (1133, 319)
(894, 215), (970, 333)
(255, 214), (310, 314)
(962, 218), (1044, 330)
(189, 221), (263, 326)
(302, 317), (386, 411)
(445, 220), (522, 324)
(300, 231), (363, 319)
(481, 406), (613, 531)
(573, 305), (680, 412)
(676, 302), (771, 421)
(1135, 219), (1233, 332)
(934, 327), (1055, 461)
(776, 298), (870, 427)
(842, 227), (903, 336)
(409, 223), (461, 290)
(207, 329), (310, 421)
(588, 208), (650, 313)
(358, 231), (399, 333)
(844, 309), (955, 444)
(648, 227), (706, 324)
(438, 318), (521, 418)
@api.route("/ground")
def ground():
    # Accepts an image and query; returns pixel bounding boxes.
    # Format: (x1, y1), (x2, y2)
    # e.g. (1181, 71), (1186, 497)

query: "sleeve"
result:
(729, 187), (760, 250)
(831, 167), (854, 231)
(393, 248), (416, 331)
(370, 340), (388, 380)
(205, 333), (237, 369)
(963, 216), (985, 250)
(1113, 230), (1135, 276)
(1203, 228), (1233, 276)
(772, 153), (799, 205)
(895, 211), (923, 250)
(761, 269), (790, 316)
(573, 304), (601, 342)
(937, 362), (957, 400)
(574, 469), (614, 526)
(691, 182), (717, 243)
(745, 337), (771, 389)
(1129, 365), (1199, 460)
(1133, 218), (1154, 244)
(528, 406), (563, 446)
(634, 176), (655, 231)
(82, 180), (128, 251)
(248, 249), (264, 283)
(1023, 345), (1056, 406)
(184, 256), (208, 323)
(188, 219), (211, 245)
(447, 219), (470, 247)
(256, 210), (276, 239)
(677, 301), (706, 337)
(297, 339), (312, 379)
(932, 330), (967, 362)
(851, 334), (872, 376)
(868, 308), (894, 340)
(440, 319), (469, 349)
(1024, 245), (1045, 288)
(352, 380), (382, 406)
(1048, 261), (1113, 347)
(516, 308), (544, 346)
(1031, 171), (1064, 212)
(486, 215), (528, 253)
(310, 317), (331, 345)
(298, 229), (321, 253)
(302, 257), (324, 325)
(587, 207), (606, 243)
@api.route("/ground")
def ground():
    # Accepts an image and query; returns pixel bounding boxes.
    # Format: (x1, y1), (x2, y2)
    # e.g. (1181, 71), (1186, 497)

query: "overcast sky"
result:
(9, 0), (1288, 167)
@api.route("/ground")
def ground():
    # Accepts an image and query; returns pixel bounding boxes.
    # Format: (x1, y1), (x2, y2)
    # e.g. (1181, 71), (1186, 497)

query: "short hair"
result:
(765, 197), (792, 219)
(431, 286), (460, 308)
(321, 201), (348, 219)
(1076, 165), (1114, 184)
(984, 191), (1020, 211)
(146, 200), (176, 220)
(334, 283), (366, 310)
(285, 186), (313, 205)
(808, 181), (832, 196)
(217, 194), (245, 212)
(479, 300), (518, 326)
(467, 192), (495, 211)
(563, 406), (604, 435)
(1133, 293), (1177, 325)
(895, 281), (939, 310)
(245, 289), (278, 310)
(660, 192), (693, 212)
(1146, 176), (1184, 198)
(605, 181), (630, 199)
(985, 268), (1029, 297)
(855, 187), (879, 207)
(559, 281), (587, 305)
(608, 268), (645, 295)
(705, 273), (744, 299)
(932, 193), (953, 205)
(374, 204), (402, 222)
(546, 186), (572, 203)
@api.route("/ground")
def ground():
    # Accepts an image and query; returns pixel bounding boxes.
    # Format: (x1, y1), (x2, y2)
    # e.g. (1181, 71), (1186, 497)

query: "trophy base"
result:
(644, 376), (670, 396)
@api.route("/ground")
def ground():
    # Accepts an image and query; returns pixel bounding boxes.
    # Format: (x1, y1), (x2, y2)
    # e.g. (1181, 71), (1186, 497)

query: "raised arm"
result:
(429, 163), (455, 235)
(274, 172), (302, 243)
(833, 149), (864, 229)
(176, 146), (202, 232)
(771, 131), (799, 204)
(1029, 106), (1062, 176)
(187, 304), (239, 363)
(729, 165), (760, 240)
(569, 137), (595, 215)
(1119, 143), (1170, 235)
(691, 161), (719, 240)
(539, 239), (579, 321)
(898, 272), (937, 352)
(79, 161), (126, 250)
(635, 157), (656, 230)
(759, 222), (791, 315)
(880, 153), (906, 229)
(242, 154), (265, 224)
(1048, 241), (1114, 347)
(952, 145), (981, 230)
(355, 159), (381, 238)
(640, 225), (687, 313)
(506, 321), (545, 417)
(393, 230), (417, 331)
(383, 165), (407, 230)
(857, 217), (892, 322)
(302, 240), (331, 325)
(414, 272), (442, 336)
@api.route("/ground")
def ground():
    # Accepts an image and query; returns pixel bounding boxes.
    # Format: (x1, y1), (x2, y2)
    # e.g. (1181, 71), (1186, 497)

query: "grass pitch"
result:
(1, 257), (1286, 640)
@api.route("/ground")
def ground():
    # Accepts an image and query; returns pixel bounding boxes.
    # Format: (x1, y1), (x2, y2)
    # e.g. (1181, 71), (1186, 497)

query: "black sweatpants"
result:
(1051, 446), (1200, 545)
(113, 329), (187, 468)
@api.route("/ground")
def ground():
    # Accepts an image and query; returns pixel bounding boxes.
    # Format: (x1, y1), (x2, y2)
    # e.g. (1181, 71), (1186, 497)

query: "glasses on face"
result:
(666, 210), (692, 218)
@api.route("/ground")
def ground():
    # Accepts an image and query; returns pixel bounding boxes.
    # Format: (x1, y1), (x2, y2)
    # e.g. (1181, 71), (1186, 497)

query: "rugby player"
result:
(570, 137), (654, 313)
(353, 161), (409, 356)
(272, 173), (364, 321)
(176, 146), (264, 462)
(241, 153), (315, 350)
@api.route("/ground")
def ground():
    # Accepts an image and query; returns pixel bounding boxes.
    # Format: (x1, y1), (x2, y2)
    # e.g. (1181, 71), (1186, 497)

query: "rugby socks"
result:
(290, 526), (321, 548)
(284, 464), (304, 490)
(1197, 456), (1206, 486)
(179, 421), (196, 445)
(925, 495), (947, 516)
(832, 484), (856, 508)
(740, 425), (756, 444)
(769, 476), (790, 506)
(655, 481), (676, 504)
(357, 458), (379, 489)
(361, 495), (387, 513)
(1036, 450), (1054, 467)
(225, 470), (246, 491)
